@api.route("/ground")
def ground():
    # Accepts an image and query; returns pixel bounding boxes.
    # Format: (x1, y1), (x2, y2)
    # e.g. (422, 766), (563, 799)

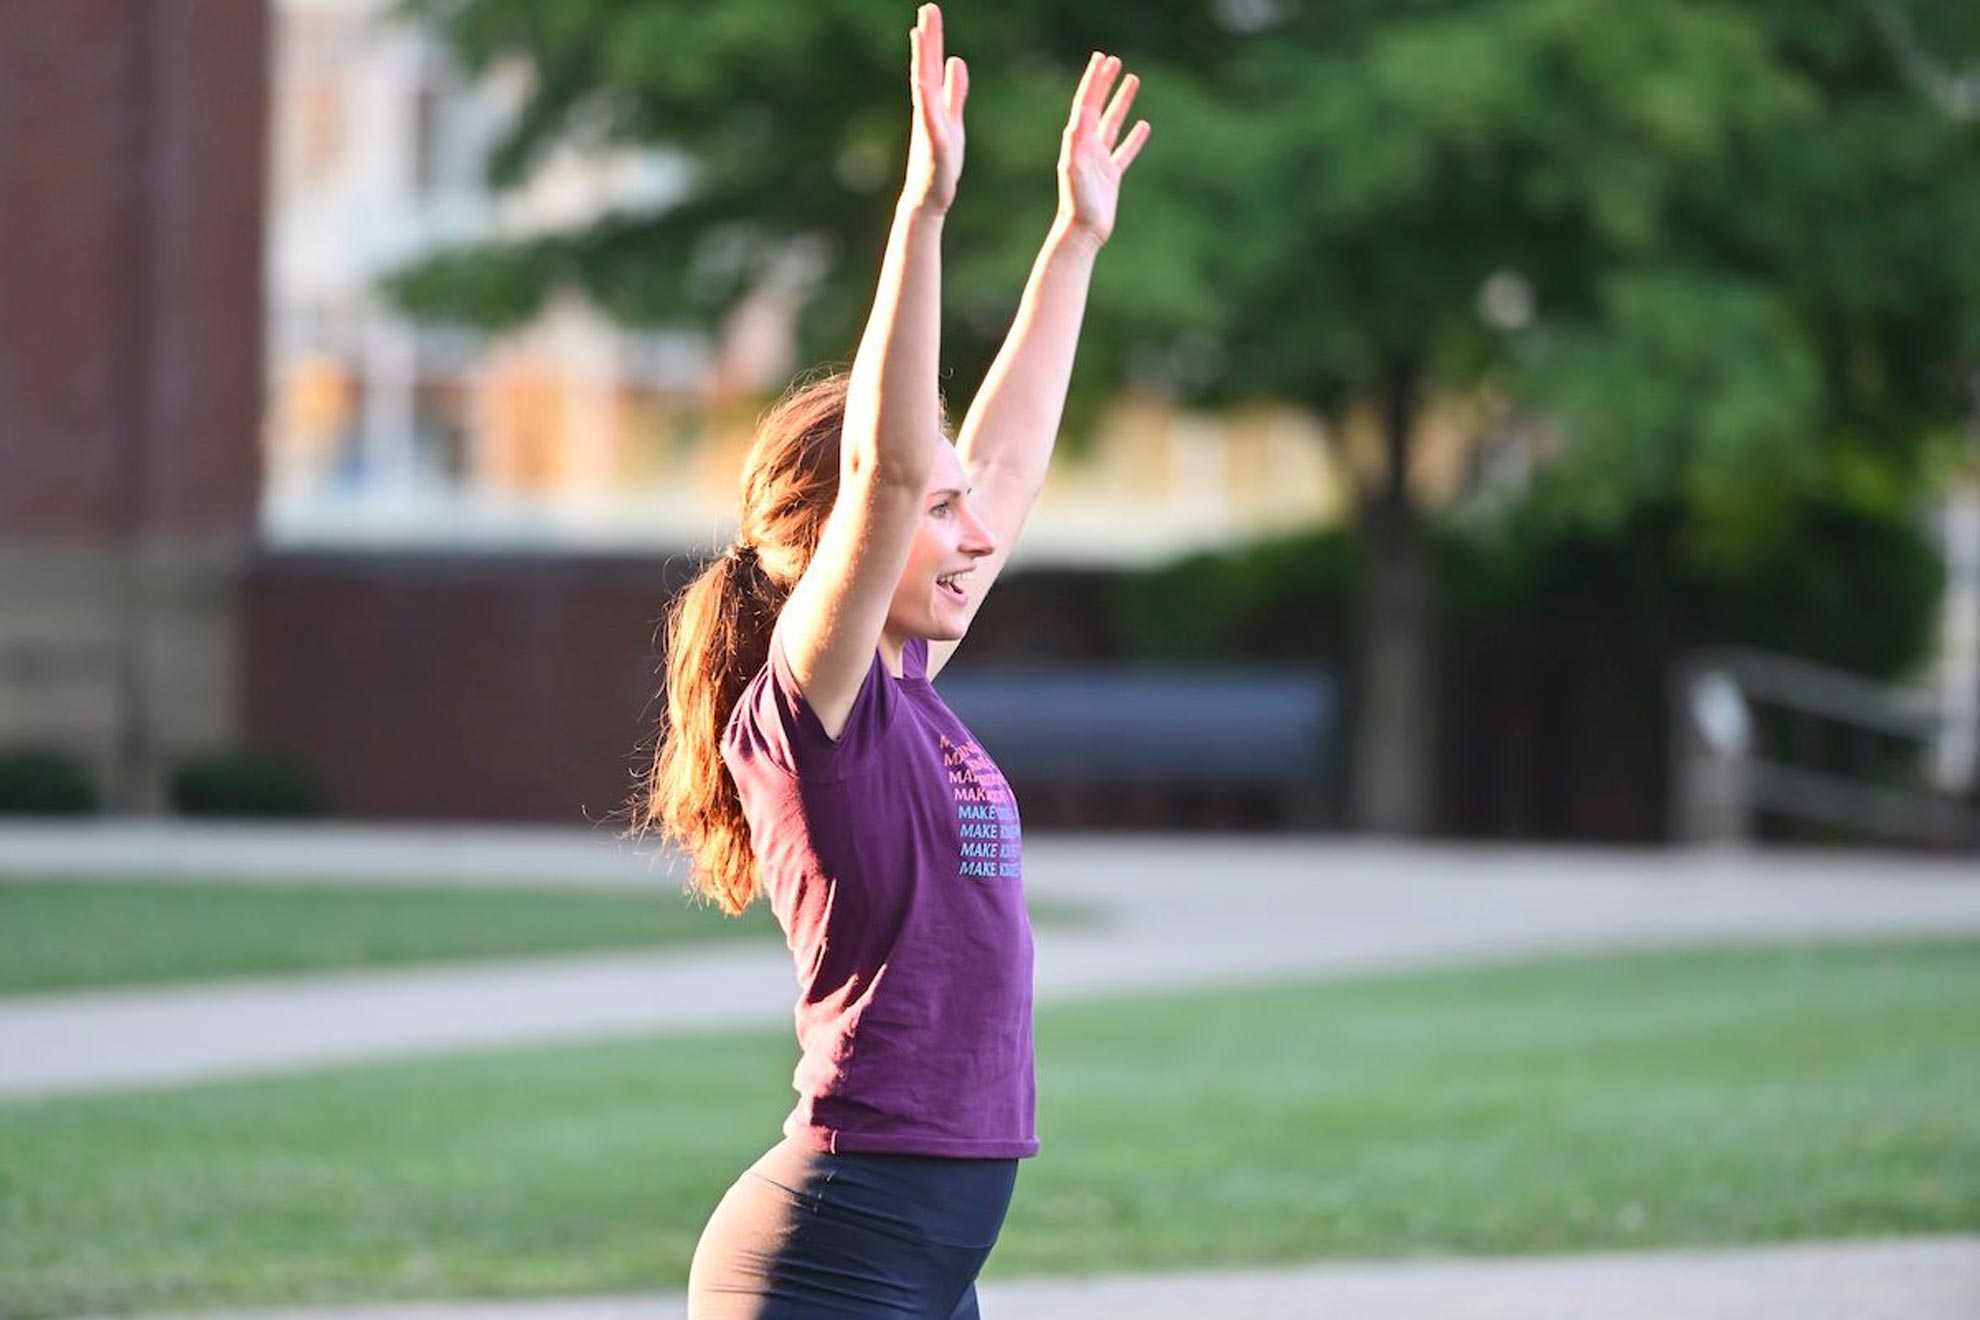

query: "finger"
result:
(1112, 119), (1151, 171)
(944, 55), (969, 119)
(910, 27), (933, 117)
(1069, 51), (1104, 124)
(922, 4), (944, 78)
(1083, 53), (1121, 118)
(911, 10), (931, 98)
(1099, 72), (1139, 149)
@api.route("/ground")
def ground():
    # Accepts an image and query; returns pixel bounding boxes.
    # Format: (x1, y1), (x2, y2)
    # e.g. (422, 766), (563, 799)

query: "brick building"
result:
(0, 0), (269, 811)
(0, 0), (1342, 826)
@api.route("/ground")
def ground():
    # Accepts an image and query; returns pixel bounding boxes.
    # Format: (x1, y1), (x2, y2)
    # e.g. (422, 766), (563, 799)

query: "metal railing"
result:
(1671, 646), (1978, 848)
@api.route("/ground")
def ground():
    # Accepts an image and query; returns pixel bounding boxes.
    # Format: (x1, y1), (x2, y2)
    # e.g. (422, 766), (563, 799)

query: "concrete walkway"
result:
(81, 1237), (1980, 1320)
(6, 827), (1980, 1097)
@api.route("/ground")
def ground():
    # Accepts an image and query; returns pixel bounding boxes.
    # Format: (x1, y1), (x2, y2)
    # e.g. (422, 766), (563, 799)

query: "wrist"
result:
(898, 195), (951, 225)
(1048, 215), (1107, 260)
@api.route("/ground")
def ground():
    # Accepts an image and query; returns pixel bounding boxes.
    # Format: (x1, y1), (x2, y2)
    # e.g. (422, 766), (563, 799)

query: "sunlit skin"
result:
(881, 439), (998, 672)
(780, 3), (1150, 735)
(868, 16), (1147, 682)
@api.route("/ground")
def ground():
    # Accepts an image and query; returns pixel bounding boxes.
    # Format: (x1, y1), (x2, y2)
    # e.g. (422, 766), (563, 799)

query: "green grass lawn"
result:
(0, 877), (787, 995)
(0, 879), (1099, 997)
(1, 938), (1974, 1316)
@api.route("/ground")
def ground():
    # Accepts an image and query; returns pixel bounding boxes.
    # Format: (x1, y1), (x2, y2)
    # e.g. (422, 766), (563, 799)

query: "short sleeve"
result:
(722, 624), (900, 781)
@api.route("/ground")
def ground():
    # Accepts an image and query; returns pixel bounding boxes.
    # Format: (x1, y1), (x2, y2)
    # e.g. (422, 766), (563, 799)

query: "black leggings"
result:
(687, 1138), (1020, 1318)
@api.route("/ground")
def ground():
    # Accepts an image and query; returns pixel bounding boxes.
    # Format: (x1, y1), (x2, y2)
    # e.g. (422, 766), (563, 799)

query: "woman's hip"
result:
(687, 1138), (1018, 1318)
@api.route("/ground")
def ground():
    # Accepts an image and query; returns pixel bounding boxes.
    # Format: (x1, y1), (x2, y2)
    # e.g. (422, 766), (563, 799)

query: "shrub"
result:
(1114, 527), (1356, 663)
(169, 747), (328, 818)
(1114, 493), (1944, 840)
(0, 747), (100, 815)
(1120, 496), (1941, 681)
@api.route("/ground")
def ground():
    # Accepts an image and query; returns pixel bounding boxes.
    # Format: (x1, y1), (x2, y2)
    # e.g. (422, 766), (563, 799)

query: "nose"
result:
(960, 501), (997, 559)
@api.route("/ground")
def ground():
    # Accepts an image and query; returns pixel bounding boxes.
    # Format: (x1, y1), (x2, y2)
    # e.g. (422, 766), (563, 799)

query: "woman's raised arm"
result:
(928, 51), (1150, 682)
(778, 4), (967, 734)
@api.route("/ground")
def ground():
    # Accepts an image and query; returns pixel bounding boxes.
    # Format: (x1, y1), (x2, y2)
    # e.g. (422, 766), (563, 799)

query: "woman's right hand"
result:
(903, 4), (966, 215)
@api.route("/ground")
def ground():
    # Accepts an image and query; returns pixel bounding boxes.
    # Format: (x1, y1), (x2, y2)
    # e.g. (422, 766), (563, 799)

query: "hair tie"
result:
(723, 540), (759, 569)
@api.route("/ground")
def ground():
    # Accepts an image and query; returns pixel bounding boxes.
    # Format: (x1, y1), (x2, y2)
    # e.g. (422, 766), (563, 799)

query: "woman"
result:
(639, 6), (1149, 1315)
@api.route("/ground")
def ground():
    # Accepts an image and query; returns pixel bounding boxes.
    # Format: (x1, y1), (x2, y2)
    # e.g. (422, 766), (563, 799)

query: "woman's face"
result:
(888, 440), (997, 642)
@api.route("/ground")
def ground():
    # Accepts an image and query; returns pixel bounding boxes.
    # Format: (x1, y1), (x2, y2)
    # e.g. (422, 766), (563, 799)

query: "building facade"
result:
(0, 0), (270, 811)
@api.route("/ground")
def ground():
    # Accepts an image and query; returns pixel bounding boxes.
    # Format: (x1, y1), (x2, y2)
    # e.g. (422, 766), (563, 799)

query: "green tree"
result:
(388, 0), (1980, 834)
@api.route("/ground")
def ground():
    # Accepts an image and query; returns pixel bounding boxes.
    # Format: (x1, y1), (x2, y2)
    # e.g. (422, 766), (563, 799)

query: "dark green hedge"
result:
(1114, 495), (1944, 839)
(169, 747), (329, 819)
(1444, 499), (1944, 681)
(1120, 496), (1940, 679)
(1117, 528), (1357, 663)
(0, 748), (100, 816)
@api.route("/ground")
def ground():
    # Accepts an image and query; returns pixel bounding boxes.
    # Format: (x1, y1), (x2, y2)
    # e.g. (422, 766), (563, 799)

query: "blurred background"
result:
(0, 0), (1974, 847)
(2, 2), (1979, 1315)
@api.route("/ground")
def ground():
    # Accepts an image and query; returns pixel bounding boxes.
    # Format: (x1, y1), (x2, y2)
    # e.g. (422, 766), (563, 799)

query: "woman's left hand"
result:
(1057, 52), (1151, 247)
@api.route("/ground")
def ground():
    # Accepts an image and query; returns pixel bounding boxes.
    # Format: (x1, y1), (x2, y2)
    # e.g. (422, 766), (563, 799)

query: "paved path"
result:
(5, 827), (1980, 1098)
(80, 1236), (1980, 1320)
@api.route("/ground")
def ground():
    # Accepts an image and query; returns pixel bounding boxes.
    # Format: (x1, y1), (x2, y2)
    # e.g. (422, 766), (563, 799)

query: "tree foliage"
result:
(390, 0), (1980, 533)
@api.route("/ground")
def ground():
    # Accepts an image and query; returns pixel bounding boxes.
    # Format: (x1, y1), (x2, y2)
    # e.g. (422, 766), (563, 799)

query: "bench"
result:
(932, 666), (1339, 829)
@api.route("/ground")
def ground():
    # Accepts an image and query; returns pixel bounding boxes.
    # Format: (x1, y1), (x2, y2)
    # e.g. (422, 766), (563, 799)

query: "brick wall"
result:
(0, 0), (265, 536)
(244, 553), (694, 823)
(0, 1), (267, 810)
(242, 553), (1132, 823)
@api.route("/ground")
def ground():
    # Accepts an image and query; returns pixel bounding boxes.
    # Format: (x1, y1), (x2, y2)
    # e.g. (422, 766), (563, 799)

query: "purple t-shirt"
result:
(720, 625), (1037, 1159)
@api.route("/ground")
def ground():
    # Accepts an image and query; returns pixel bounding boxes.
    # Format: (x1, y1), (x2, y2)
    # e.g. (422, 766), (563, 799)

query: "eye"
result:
(931, 500), (955, 518)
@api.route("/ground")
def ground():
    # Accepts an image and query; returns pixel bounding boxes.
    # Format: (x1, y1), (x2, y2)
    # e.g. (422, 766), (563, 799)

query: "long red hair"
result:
(629, 374), (848, 913)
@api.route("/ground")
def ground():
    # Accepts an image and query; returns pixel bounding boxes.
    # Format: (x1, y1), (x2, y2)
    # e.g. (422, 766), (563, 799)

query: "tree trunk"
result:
(1349, 357), (1439, 835)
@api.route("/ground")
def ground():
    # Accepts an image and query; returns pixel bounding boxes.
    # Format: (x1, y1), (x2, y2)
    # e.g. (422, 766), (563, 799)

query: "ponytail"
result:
(642, 546), (784, 913)
(629, 373), (850, 913)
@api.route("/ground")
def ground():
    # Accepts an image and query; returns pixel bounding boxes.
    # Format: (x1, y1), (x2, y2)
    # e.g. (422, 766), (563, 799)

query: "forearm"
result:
(844, 197), (948, 491)
(956, 219), (1103, 491)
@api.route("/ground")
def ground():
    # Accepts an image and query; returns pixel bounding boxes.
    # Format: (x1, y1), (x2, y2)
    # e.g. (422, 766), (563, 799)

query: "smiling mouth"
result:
(937, 572), (970, 601)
